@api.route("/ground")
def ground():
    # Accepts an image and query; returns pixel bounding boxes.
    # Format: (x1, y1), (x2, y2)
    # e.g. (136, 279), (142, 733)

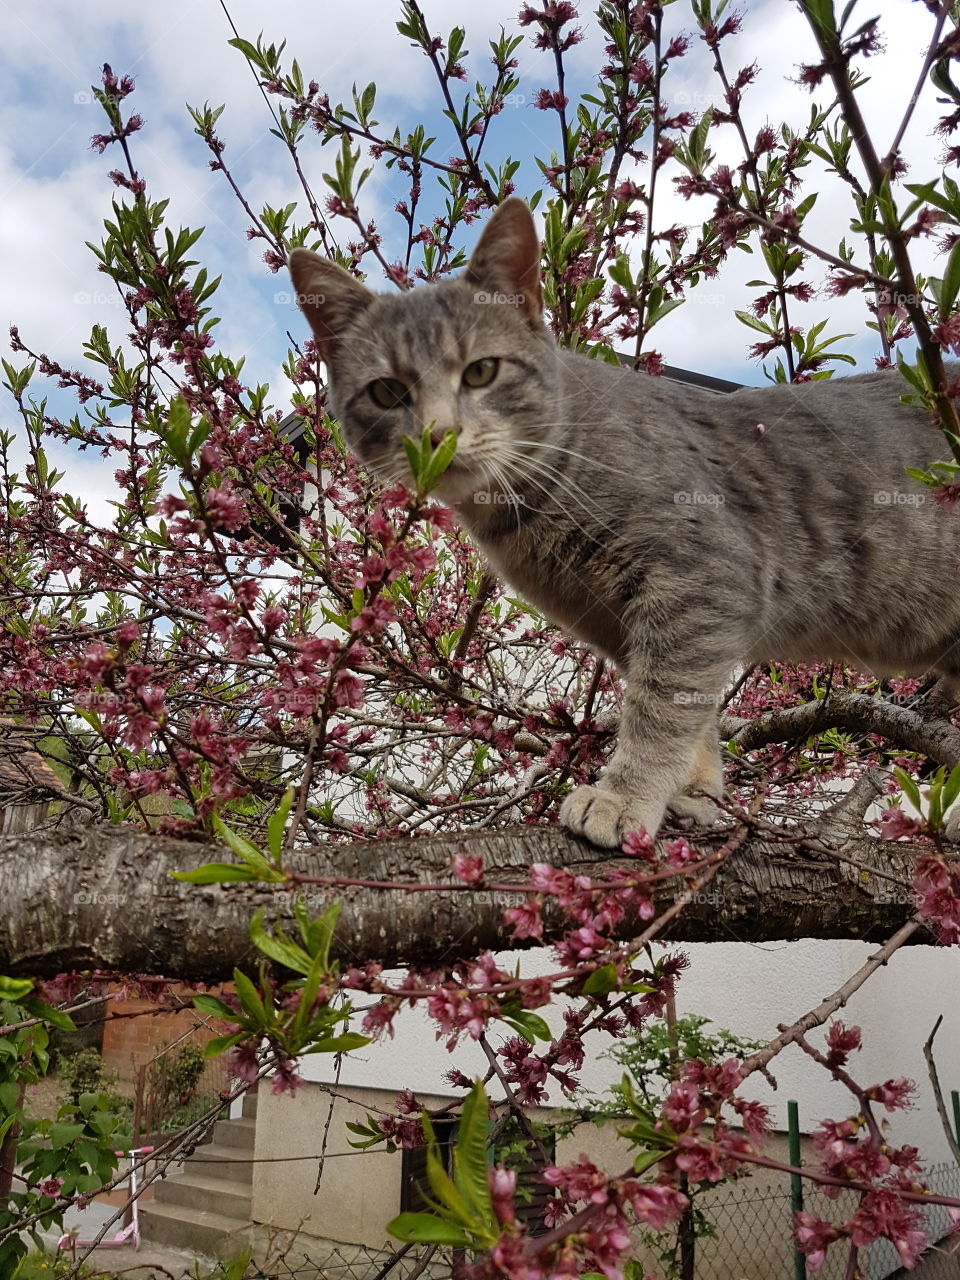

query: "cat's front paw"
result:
(560, 785), (661, 849)
(666, 791), (719, 829)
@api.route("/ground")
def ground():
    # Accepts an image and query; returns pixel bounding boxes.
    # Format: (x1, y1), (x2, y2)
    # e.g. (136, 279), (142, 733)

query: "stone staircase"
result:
(140, 1090), (256, 1257)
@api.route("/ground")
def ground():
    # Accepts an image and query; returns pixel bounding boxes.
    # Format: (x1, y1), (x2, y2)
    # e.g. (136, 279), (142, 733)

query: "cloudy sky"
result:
(0, 0), (949, 460)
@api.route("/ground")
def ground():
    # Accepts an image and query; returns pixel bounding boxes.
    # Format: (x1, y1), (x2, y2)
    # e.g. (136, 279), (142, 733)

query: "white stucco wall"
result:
(303, 939), (960, 1162)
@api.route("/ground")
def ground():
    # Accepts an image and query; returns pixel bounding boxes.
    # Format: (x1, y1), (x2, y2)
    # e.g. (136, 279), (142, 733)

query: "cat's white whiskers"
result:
(511, 438), (635, 477)
(494, 444), (624, 540)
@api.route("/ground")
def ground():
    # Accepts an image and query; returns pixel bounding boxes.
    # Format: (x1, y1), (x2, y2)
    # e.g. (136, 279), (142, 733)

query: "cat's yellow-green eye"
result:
(368, 377), (410, 409)
(462, 357), (499, 389)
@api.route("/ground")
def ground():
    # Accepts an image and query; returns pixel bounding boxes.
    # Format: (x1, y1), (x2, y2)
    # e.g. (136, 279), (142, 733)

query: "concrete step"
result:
(139, 1200), (252, 1257)
(178, 1142), (253, 1184)
(212, 1115), (256, 1149)
(154, 1170), (252, 1219)
(242, 1089), (258, 1120)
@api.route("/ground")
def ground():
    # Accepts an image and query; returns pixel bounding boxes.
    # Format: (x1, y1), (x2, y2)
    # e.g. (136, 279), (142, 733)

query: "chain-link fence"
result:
(245, 1239), (452, 1280)
(117, 1162), (959, 1280)
(653, 1160), (960, 1280)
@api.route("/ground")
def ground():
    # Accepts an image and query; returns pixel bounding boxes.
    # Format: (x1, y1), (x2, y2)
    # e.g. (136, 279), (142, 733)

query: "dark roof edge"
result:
(614, 350), (742, 393)
(660, 363), (743, 394)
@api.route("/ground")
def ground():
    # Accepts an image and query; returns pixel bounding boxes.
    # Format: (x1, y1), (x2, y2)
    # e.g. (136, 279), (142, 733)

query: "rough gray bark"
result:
(723, 691), (960, 766)
(0, 820), (942, 981)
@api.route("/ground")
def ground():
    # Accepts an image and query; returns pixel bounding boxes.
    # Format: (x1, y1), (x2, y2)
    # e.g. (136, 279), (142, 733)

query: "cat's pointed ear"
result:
(465, 198), (543, 325)
(288, 249), (374, 365)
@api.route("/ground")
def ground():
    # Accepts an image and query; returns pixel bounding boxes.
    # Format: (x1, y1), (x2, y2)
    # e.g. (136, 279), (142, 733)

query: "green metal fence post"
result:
(788, 1099), (807, 1280)
(952, 1090), (960, 1149)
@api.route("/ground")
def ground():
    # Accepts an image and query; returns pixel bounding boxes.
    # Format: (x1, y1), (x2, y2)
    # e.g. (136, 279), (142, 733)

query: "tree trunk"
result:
(0, 820), (945, 981)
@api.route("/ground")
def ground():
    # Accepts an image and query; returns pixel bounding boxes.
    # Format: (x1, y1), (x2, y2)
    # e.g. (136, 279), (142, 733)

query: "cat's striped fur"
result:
(290, 199), (960, 847)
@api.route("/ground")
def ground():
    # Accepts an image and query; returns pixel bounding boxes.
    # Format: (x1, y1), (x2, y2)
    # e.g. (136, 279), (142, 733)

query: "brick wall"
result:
(101, 984), (233, 1085)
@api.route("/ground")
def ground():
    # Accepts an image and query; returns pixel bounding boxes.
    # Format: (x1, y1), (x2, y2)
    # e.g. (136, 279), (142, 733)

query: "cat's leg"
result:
(928, 672), (960, 841)
(666, 719), (723, 827)
(560, 660), (727, 849)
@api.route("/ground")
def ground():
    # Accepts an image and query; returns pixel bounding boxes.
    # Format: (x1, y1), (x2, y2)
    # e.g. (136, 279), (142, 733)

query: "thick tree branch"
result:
(723, 691), (960, 766)
(0, 820), (948, 981)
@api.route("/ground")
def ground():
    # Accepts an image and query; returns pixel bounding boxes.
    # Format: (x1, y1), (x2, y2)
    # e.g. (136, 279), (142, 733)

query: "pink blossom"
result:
(662, 1080), (704, 1134)
(795, 1211), (839, 1270)
(866, 1077), (914, 1111)
(534, 88), (569, 111)
(453, 853), (484, 883)
(332, 670), (364, 709)
(621, 1179), (687, 1231)
(913, 854), (960, 943)
(504, 897), (543, 940)
(876, 806), (922, 840)
(489, 1165), (517, 1225)
(825, 1021), (861, 1064)
(543, 1155), (609, 1205)
(361, 1000), (397, 1040)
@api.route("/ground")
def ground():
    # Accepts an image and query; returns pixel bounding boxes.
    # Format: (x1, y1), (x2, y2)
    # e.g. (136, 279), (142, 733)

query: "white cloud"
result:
(0, 0), (952, 505)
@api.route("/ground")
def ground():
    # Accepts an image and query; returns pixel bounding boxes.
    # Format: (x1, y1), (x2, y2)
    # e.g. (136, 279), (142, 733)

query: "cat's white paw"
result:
(666, 791), (719, 829)
(560, 785), (660, 849)
(946, 803), (960, 843)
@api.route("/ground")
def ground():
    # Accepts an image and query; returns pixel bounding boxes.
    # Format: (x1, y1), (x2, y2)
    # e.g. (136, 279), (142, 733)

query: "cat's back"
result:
(556, 353), (950, 494)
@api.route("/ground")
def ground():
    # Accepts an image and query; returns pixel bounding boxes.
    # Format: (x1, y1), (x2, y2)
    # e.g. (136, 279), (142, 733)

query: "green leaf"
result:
(632, 1148), (663, 1175)
(422, 1116), (471, 1222)
(50, 1122), (85, 1150)
(452, 1082), (495, 1227)
(305, 1032), (370, 1054)
(193, 993), (240, 1020)
(583, 964), (620, 995)
(249, 910), (313, 974)
(30, 1004), (76, 1032)
(303, 901), (342, 972)
(894, 766), (922, 814)
(0, 977), (33, 1002)
(173, 862), (258, 884)
(267, 786), (297, 861)
(503, 1010), (552, 1043)
(940, 237), (960, 319)
(420, 429), (458, 490)
(214, 819), (287, 882)
(402, 433), (422, 480)
(233, 969), (269, 1025)
(203, 1032), (245, 1058)
(387, 1213), (471, 1246)
(734, 309), (774, 335)
(941, 763), (960, 813)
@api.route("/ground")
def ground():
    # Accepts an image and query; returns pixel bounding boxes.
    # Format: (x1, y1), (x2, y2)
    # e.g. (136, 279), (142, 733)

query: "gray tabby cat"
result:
(289, 198), (960, 848)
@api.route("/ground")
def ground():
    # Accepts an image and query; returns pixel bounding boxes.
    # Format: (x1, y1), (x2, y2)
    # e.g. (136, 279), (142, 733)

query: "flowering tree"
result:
(2, 1), (960, 1275)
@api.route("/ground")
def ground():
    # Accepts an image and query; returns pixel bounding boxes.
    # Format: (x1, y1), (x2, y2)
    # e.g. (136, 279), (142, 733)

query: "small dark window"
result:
(399, 1117), (555, 1234)
(400, 1117), (458, 1214)
(508, 1131), (556, 1237)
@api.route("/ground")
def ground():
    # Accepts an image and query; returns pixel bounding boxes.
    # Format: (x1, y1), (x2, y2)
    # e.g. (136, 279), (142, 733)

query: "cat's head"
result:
(288, 199), (558, 507)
